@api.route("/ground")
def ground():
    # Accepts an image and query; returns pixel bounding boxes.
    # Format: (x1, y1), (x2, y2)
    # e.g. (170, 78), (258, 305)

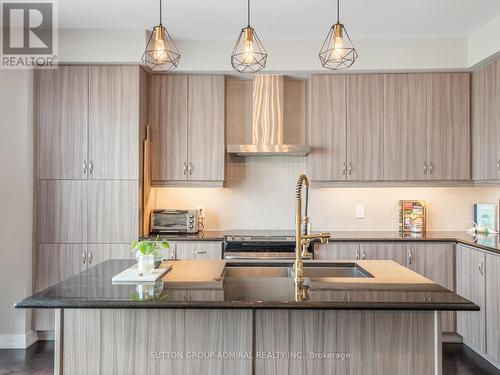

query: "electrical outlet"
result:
(355, 205), (365, 219)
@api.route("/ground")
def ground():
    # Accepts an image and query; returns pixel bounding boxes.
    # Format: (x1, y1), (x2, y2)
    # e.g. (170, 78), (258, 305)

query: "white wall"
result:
(58, 29), (468, 72)
(468, 14), (500, 67)
(153, 158), (489, 232)
(0, 70), (36, 348)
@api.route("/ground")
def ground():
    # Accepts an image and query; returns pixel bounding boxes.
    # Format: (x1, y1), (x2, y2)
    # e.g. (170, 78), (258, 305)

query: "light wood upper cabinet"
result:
(383, 74), (427, 181)
(150, 75), (188, 182)
(426, 73), (470, 180)
(457, 244), (486, 352)
(88, 66), (141, 180)
(36, 66), (88, 179)
(472, 60), (500, 180)
(347, 75), (384, 181)
(308, 75), (347, 181)
(150, 75), (225, 185)
(188, 75), (225, 181)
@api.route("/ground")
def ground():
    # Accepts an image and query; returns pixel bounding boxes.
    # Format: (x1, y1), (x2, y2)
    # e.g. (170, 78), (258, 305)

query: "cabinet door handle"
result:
(407, 249), (412, 265)
(88, 161), (94, 175)
(423, 161), (427, 175)
(355, 249), (359, 260)
(348, 162), (352, 176)
(82, 251), (87, 265)
(88, 250), (93, 264)
(479, 258), (484, 276)
(360, 248), (365, 260)
(188, 162), (193, 175)
(497, 160), (500, 170)
(183, 162), (187, 175)
(193, 250), (207, 254)
(428, 162), (433, 175)
(83, 160), (87, 174)
(342, 162), (346, 176)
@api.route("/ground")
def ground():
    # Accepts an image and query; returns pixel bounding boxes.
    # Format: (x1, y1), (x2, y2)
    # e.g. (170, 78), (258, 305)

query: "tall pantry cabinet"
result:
(34, 66), (146, 330)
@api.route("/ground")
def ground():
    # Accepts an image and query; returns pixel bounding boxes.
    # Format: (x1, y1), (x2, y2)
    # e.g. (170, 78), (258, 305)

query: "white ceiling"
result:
(58, 0), (500, 40)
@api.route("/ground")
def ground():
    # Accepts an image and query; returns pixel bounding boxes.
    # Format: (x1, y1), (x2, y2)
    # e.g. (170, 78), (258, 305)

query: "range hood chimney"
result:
(227, 75), (310, 156)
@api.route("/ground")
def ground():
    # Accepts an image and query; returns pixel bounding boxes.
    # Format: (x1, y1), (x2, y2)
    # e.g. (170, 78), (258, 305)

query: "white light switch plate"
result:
(355, 205), (365, 219)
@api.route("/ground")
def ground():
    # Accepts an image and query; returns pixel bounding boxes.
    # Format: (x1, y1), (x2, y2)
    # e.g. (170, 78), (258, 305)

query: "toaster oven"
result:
(150, 209), (200, 234)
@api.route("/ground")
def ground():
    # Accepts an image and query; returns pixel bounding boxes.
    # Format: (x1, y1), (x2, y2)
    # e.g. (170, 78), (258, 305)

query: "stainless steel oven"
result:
(223, 235), (312, 260)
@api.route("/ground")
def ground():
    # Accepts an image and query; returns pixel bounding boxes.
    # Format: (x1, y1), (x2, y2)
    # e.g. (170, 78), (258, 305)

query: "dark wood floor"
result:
(0, 341), (499, 374)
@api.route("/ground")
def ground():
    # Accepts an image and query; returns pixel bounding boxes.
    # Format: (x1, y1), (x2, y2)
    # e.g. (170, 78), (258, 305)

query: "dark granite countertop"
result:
(15, 259), (478, 311)
(142, 230), (500, 255)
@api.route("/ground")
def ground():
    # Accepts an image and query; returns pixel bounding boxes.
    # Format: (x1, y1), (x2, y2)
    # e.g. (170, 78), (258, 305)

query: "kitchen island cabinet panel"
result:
(63, 309), (253, 375)
(308, 75), (347, 181)
(457, 244), (486, 352)
(255, 310), (439, 375)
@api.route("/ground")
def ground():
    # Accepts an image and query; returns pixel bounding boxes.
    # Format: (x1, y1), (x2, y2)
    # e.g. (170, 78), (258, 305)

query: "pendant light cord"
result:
(247, 0), (251, 27)
(159, 0), (163, 25)
(336, 0), (340, 24)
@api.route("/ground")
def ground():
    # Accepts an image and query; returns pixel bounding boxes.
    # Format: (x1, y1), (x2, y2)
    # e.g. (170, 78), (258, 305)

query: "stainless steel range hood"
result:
(227, 75), (310, 157)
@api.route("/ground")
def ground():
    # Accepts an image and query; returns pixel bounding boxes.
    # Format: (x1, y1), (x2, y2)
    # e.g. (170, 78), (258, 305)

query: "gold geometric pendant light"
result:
(142, 0), (180, 71)
(231, 0), (267, 73)
(319, 0), (358, 70)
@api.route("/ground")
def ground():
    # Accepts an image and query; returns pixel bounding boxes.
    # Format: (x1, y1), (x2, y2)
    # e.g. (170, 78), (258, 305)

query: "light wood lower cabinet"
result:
(313, 242), (359, 260)
(89, 244), (136, 265)
(314, 242), (406, 265)
(34, 244), (87, 330)
(486, 252), (500, 363)
(406, 243), (456, 332)
(456, 244), (486, 352)
(174, 241), (223, 260)
(358, 242), (406, 265)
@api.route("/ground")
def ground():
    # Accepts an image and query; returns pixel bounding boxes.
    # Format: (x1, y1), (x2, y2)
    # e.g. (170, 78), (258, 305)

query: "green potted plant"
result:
(130, 236), (170, 273)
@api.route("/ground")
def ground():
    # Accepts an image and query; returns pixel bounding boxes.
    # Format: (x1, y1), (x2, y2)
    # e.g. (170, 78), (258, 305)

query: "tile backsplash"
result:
(153, 157), (494, 232)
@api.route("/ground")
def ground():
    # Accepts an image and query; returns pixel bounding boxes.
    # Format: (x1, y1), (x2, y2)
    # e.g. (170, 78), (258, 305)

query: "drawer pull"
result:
(193, 251), (207, 254)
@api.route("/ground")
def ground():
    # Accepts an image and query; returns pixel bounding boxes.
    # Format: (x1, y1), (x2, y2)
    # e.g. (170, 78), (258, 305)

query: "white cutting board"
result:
(112, 264), (172, 284)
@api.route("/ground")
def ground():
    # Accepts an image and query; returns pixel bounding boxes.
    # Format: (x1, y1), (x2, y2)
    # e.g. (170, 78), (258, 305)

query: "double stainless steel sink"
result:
(224, 262), (373, 279)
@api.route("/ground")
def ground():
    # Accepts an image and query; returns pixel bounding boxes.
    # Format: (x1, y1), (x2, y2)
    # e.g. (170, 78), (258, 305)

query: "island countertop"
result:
(16, 259), (478, 311)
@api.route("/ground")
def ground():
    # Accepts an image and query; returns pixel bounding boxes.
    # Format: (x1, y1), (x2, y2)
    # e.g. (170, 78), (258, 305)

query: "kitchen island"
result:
(16, 259), (478, 375)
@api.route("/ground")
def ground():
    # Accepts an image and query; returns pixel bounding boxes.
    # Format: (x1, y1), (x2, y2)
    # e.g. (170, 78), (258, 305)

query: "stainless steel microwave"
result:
(150, 209), (199, 234)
